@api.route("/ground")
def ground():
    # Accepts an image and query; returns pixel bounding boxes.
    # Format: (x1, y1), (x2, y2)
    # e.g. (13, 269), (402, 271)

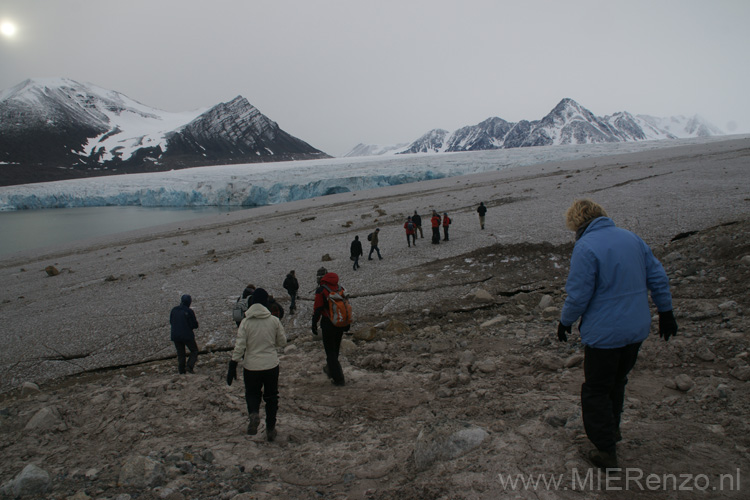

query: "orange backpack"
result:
(322, 284), (352, 327)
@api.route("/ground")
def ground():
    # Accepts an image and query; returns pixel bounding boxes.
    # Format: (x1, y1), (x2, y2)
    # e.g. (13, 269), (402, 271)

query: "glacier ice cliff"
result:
(0, 137), (733, 211)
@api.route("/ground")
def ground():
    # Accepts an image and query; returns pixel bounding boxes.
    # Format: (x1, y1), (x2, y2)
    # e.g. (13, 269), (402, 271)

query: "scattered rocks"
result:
(44, 265), (59, 276)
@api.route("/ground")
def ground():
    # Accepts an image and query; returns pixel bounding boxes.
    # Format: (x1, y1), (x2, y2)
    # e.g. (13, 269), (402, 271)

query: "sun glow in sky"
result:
(1, 20), (17, 37)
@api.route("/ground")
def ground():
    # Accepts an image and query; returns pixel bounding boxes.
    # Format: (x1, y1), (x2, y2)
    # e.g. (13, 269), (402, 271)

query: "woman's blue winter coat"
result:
(561, 217), (672, 349)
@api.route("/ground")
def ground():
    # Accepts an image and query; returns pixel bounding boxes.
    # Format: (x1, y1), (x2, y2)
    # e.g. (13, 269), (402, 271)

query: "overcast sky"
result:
(1, 0), (749, 156)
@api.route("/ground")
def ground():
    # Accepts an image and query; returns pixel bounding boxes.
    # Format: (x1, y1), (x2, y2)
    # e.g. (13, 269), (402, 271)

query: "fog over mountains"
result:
(0, 78), (329, 185)
(345, 98), (724, 157)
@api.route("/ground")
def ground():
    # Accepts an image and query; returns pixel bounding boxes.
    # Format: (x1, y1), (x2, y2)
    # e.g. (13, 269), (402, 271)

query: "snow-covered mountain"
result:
(345, 98), (724, 157)
(0, 78), (329, 185)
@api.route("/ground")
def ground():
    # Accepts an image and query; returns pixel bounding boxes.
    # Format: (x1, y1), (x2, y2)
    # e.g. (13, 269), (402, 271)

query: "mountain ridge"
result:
(0, 78), (330, 186)
(344, 98), (724, 157)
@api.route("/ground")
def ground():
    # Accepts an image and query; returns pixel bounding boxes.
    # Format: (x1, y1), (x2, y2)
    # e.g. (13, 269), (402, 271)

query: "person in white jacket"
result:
(226, 288), (287, 441)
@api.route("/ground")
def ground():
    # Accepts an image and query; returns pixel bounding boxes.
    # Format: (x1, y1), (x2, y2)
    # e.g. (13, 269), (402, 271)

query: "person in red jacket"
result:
(430, 211), (441, 245)
(442, 212), (452, 241)
(404, 216), (417, 247)
(312, 272), (349, 386)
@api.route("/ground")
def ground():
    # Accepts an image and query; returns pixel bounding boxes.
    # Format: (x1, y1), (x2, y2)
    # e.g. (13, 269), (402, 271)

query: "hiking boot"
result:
(266, 427), (277, 442)
(247, 413), (260, 435)
(589, 449), (618, 470)
(332, 379), (346, 387)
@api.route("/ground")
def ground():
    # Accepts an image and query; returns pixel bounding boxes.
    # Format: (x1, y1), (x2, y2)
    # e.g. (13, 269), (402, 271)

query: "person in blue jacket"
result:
(170, 294), (200, 374)
(557, 199), (677, 470)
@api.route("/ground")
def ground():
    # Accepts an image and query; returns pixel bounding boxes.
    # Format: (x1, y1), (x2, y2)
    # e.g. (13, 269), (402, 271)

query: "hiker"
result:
(368, 228), (382, 260)
(227, 288), (287, 441)
(316, 267), (327, 287)
(412, 210), (424, 238)
(169, 294), (199, 374)
(557, 199), (677, 470)
(442, 212), (452, 241)
(477, 202), (487, 230)
(267, 293), (285, 319)
(312, 272), (350, 386)
(430, 211), (441, 244)
(404, 216), (417, 247)
(233, 284), (256, 327)
(350, 236), (363, 270)
(282, 271), (299, 313)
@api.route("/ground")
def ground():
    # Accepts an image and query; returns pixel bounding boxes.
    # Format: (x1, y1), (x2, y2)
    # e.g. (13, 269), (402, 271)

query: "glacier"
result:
(0, 136), (734, 211)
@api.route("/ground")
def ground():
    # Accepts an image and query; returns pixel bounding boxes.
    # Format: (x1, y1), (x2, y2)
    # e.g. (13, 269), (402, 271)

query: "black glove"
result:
(344, 324), (351, 335)
(226, 360), (238, 386)
(557, 322), (571, 342)
(312, 324), (318, 336)
(658, 310), (678, 341)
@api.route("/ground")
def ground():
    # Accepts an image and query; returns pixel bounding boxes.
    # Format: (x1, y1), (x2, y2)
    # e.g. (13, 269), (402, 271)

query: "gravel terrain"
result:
(1, 137), (749, 499)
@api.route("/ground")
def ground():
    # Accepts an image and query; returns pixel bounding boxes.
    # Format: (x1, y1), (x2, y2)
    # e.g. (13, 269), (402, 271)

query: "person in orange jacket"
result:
(442, 212), (452, 241)
(430, 211), (441, 244)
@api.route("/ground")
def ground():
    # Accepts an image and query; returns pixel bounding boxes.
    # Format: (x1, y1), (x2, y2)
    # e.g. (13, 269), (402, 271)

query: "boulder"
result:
(413, 420), (488, 471)
(20, 382), (40, 397)
(25, 407), (63, 432)
(480, 315), (507, 328)
(674, 374), (695, 392)
(538, 295), (553, 310)
(10, 464), (51, 497)
(472, 289), (495, 303)
(340, 338), (357, 355)
(44, 265), (59, 276)
(353, 327), (377, 341)
(730, 365), (750, 382)
(118, 455), (164, 488)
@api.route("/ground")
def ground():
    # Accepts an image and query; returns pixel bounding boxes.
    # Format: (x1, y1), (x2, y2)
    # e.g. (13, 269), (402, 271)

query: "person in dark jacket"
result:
(283, 271), (299, 313)
(312, 272), (349, 386)
(368, 228), (382, 260)
(350, 236), (363, 270)
(442, 212), (451, 241)
(557, 199), (677, 471)
(430, 211), (441, 244)
(412, 210), (423, 238)
(170, 294), (199, 374)
(404, 217), (417, 247)
(477, 202), (487, 230)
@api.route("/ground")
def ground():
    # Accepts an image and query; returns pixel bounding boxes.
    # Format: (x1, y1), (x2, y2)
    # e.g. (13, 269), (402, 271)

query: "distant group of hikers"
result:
(169, 198), (677, 472)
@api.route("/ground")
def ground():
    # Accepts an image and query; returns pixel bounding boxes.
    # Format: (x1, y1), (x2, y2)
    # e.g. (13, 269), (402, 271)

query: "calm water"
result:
(0, 205), (245, 257)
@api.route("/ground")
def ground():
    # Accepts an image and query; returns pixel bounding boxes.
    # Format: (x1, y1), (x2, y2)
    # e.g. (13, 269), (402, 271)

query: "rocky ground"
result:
(1, 138), (749, 499)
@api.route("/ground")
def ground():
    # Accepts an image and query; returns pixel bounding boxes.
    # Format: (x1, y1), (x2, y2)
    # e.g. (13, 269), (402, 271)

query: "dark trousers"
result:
(243, 365), (280, 430)
(581, 342), (642, 452)
(352, 255), (360, 270)
(416, 226), (423, 238)
(173, 339), (198, 374)
(443, 226), (449, 241)
(406, 233), (416, 246)
(288, 292), (297, 311)
(322, 324), (345, 385)
(368, 245), (382, 259)
(431, 227), (440, 244)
